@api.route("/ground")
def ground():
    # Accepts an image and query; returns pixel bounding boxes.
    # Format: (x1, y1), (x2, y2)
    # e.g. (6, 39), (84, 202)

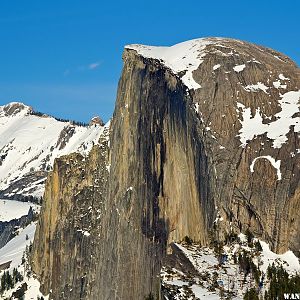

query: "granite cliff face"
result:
(32, 125), (110, 299)
(32, 38), (300, 299)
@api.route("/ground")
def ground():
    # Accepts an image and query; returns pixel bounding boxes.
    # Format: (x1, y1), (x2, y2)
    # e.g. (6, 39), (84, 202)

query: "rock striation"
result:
(32, 37), (300, 299)
(32, 125), (110, 299)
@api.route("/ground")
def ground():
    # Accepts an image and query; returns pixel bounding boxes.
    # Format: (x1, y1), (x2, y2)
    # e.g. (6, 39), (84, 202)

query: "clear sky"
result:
(0, 0), (299, 122)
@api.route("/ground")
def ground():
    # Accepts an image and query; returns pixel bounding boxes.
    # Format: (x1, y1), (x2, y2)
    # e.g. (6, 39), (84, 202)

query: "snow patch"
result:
(0, 222), (36, 270)
(238, 233), (247, 243)
(163, 239), (300, 299)
(259, 240), (300, 274)
(213, 64), (221, 70)
(244, 82), (269, 94)
(0, 221), (48, 300)
(237, 90), (300, 148)
(273, 80), (287, 89)
(279, 73), (290, 81)
(233, 64), (246, 72)
(191, 285), (220, 300)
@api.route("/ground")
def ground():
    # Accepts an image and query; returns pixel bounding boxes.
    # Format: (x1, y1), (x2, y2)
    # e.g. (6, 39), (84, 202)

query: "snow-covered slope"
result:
(126, 38), (214, 90)
(0, 102), (105, 198)
(162, 240), (300, 299)
(0, 199), (39, 222)
(0, 222), (36, 270)
(0, 221), (48, 300)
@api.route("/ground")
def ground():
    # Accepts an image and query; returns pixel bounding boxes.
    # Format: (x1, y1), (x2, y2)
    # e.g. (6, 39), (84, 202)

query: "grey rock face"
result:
(32, 38), (300, 299)
(32, 128), (110, 299)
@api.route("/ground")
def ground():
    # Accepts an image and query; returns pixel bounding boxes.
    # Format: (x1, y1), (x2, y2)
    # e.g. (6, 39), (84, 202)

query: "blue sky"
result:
(0, 0), (299, 122)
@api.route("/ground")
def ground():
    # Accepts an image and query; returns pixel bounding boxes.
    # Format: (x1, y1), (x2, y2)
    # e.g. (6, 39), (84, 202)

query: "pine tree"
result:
(243, 288), (259, 300)
(1, 271), (7, 292)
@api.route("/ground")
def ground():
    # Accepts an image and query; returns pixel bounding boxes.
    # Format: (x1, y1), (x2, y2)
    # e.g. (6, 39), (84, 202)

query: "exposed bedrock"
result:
(32, 38), (300, 299)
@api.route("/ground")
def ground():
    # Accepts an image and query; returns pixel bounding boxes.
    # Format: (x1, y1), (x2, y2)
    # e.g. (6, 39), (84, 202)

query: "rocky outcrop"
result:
(32, 37), (300, 299)
(89, 116), (104, 126)
(2, 102), (32, 116)
(32, 127), (110, 299)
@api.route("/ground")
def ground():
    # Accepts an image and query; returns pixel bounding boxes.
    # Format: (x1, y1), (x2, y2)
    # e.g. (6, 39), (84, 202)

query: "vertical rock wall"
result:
(32, 131), (110, 299)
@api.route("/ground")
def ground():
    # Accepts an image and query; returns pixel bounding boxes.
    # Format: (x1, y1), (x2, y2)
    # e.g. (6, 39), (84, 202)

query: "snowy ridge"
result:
(125, 38), (215, 90)
(0, 102), (105, 197)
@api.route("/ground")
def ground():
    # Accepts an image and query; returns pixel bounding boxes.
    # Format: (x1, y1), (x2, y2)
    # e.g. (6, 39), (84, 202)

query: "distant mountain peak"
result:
(0, 106), (107, 199)
(0, 102), (32, 117)
(89, 116), (104, 126)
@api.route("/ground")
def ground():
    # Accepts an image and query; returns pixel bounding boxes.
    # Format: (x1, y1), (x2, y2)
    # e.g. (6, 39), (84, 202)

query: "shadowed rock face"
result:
(89, 49), (215, 300)
(32, 38), (300, 299)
